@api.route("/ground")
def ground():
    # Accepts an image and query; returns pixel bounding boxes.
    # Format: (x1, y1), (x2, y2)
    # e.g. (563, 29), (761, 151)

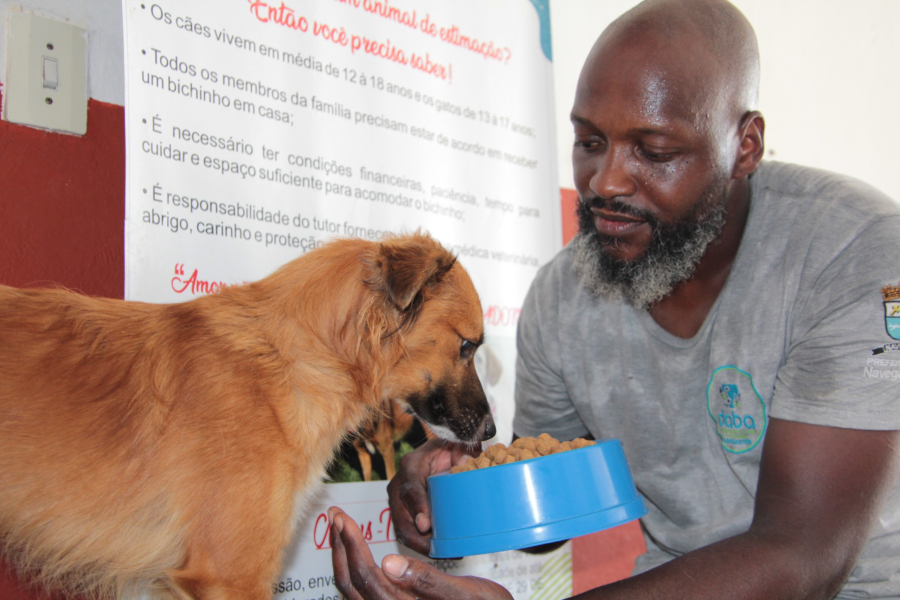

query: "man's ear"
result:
(365, 234), (456, 311)
(733, 110), (765, 179)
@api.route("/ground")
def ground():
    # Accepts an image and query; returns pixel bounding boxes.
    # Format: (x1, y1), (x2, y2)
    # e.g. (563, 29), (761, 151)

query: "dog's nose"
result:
(480, 414), (497, 441)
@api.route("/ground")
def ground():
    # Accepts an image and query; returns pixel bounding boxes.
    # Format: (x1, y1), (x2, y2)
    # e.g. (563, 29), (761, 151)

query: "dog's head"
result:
(362, 233), (496, 445)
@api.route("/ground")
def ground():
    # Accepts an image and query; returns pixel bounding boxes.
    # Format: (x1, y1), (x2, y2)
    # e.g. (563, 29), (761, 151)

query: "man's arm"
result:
(575, 417), (899, 600)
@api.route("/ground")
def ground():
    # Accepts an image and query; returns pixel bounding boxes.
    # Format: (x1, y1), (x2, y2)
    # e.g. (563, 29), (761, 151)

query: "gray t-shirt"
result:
(514, 162), (900, 598)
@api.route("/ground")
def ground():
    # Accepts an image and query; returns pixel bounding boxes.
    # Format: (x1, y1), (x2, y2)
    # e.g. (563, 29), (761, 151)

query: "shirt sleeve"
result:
(513, 266), (591, 441)
(772, 217), (900, 430)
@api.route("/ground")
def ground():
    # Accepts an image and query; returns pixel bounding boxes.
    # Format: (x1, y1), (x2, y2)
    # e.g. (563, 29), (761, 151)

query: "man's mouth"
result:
(590, 206), (648, 237)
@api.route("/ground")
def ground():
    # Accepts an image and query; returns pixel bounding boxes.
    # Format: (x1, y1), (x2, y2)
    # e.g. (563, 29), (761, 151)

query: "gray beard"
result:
(572, 189), (728, 310)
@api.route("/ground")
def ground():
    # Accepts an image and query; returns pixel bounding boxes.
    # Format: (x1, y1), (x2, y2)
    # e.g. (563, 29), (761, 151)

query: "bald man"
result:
(331, 1), (900, 598)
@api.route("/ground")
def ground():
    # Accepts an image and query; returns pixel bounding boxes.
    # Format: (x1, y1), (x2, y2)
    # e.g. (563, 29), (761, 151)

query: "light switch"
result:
(3, 13), (88, 135)
(42, 56), (58, 89)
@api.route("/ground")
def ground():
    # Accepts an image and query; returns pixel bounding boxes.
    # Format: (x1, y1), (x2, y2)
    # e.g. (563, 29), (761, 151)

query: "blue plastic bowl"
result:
(428, 438), (646, 558)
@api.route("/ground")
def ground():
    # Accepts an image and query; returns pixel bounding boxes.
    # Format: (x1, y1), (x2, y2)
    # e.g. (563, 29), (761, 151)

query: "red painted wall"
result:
(0, 90), (125, 299)
(560, 187), (580, 246)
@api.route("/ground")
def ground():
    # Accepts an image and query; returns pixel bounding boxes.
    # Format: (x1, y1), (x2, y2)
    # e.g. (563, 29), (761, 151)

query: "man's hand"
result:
(329, 507), (513, 600)
(386, 439), (475, 555)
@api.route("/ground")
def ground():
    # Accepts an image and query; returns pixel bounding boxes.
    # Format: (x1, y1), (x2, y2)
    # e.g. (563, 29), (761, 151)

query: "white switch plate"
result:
(3, 13), (88, 135)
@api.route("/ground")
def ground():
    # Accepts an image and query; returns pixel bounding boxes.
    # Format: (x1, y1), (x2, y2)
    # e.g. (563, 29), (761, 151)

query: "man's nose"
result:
(589, 145), (637, 200)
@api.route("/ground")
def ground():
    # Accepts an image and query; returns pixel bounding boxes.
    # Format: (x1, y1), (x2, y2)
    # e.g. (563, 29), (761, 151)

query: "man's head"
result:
(570, 0), (764, 308)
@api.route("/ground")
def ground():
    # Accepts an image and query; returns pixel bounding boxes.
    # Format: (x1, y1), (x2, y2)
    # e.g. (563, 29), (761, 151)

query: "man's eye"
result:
(640, 147), (676, 162)
(574, 139), (602, 151)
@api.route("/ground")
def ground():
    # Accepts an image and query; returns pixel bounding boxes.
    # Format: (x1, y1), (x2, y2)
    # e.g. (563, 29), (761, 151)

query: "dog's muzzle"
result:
(479, 413), (497, 441)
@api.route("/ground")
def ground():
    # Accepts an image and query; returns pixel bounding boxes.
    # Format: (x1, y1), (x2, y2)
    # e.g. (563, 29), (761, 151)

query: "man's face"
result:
(570, 34), (737, 307)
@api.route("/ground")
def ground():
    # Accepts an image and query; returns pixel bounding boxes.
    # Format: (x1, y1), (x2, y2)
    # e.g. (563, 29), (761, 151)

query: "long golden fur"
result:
(0, 233), (494, 599)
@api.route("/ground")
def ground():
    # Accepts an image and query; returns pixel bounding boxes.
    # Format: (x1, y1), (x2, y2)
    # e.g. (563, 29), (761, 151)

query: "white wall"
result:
(550, 0), (900, 202)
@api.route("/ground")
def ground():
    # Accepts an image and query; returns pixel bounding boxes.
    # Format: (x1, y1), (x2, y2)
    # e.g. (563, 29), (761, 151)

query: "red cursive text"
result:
(171, 263), (230, 296)
(312, 507), (395, 550)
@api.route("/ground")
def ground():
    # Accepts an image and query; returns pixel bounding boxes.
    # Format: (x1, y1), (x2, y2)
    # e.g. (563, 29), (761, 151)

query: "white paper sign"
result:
(123, 0), (564, 597)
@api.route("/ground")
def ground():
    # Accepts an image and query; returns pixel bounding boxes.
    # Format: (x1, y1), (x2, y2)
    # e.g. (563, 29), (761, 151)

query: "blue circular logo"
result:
(706, 366), (767, 454)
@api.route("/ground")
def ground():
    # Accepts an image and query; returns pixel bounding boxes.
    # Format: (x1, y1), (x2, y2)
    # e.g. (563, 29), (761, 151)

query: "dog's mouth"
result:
(425, 415), (497, 445)
(400, 383), (496, 444)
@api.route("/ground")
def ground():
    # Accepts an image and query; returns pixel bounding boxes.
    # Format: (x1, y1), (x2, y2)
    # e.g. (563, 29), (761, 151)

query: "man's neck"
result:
(648, 178), (752, 339)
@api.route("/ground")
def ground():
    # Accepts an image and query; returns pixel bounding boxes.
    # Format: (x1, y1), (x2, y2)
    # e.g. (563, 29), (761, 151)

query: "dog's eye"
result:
(460, 339), (476, 358)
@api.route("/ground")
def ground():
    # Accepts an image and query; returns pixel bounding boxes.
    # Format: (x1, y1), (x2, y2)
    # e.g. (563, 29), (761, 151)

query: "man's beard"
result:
(572, 184), (728, 310)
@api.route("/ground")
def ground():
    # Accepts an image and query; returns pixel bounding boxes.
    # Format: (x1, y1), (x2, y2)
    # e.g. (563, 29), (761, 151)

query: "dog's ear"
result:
(366, 235), (457, 311)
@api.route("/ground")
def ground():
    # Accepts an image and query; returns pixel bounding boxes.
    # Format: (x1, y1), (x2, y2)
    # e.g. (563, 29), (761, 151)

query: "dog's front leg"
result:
(377, 435), (398, 480)
(354, 438), (374, 481)
(166, 542), (281, 600)
(164, 472), (296, 600)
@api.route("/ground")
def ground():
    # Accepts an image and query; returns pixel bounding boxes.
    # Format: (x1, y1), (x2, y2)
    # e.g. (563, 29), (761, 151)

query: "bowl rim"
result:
(428, 438), (609, 480)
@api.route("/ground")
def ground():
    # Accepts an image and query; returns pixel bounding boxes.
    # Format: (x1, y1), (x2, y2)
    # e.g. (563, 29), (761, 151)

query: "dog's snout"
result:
(480, 414), (497, 441)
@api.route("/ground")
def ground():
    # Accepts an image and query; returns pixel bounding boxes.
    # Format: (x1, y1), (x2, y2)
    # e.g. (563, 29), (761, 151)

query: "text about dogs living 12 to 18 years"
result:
(134, 3), (544, 266)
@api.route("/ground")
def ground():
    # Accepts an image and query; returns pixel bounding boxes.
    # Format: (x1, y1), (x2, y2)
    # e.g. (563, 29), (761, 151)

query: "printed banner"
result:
(123, 0), (563, 597)
(281, 482), (572, 600)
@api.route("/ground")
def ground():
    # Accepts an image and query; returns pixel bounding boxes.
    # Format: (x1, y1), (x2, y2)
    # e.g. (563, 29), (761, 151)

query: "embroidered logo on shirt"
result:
(882, 283), (900, 341)
(872, 283), (900, 355)
(707, 366), (767, 454)
(719, 384), (741, 409)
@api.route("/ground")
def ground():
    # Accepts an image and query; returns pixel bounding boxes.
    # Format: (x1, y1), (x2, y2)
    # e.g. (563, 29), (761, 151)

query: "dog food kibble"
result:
(449, 434), (596, 473)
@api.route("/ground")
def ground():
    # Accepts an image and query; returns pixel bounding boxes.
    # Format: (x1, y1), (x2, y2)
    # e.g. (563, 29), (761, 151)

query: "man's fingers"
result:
(397, 477), (431, 532)
(385, 555), (460, 600)
(382, 554), (514, 600)
(388, 446), (438, 554)
(416, 512), (431, 534)
(332, 506), (511, 600)
(329, 508), (366, 600)
(330, 507), (414, 600)
(395, 440), (441, 517)
(390, 478), (433, 554)
(337, 512), (416, 600)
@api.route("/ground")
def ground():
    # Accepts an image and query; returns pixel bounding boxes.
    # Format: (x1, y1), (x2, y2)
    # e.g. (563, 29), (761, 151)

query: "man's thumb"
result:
(383, 555), (411, 578)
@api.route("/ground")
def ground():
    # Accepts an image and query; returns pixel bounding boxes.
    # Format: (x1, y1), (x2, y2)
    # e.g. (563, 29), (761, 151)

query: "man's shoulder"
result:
(748, 161), (900, 261)
(741, 163), (900, 316)
(753, 161), (899, 218)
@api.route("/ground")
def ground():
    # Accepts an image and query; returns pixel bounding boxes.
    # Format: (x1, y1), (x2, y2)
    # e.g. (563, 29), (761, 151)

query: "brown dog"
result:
(0, 233), (495, 599)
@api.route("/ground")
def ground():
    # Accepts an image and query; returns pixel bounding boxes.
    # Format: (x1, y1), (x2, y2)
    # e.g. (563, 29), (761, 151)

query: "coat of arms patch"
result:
(883, 283), (900, 341)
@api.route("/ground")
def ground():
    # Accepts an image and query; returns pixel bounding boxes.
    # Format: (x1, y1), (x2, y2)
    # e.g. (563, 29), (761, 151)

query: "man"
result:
(330, 0), (900, 597)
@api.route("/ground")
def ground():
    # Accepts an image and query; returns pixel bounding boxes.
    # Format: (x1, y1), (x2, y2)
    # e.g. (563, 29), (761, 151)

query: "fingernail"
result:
(415, 513), (430, 533)
(383, 555), (409, 578)
(333, 514), (344, 533)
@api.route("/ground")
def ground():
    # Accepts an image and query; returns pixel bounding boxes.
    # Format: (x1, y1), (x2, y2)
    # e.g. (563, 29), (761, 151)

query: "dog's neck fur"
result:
(208, 253), (399, 496)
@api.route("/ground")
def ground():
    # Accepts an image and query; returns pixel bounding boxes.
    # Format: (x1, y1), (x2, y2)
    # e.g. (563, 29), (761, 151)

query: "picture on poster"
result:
(123, 0), (563, 597)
